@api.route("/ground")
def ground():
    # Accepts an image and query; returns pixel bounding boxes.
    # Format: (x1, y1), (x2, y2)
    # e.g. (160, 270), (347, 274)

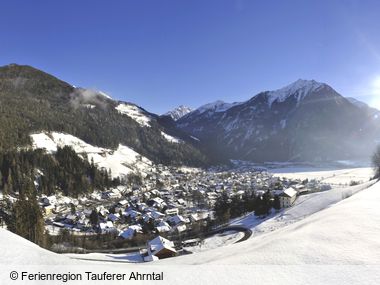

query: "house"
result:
(165, 208), (179, 216)
(279, 187), (297, 208)
(99, 221), (116, 233)
(41, 195), (57, 206)
(174, 224), (186, 233)
(168, 214), (188, 226)
(294, 184), (308, 195)
(108, 213), (120, 222)
(189, 211), (209, 222)
(182, 238), (201, 247)
(119, 225), (143, 239)
(117, 199), (129, 207)
(146, 236), (177, 260)
(43, 205), (55, 215)
(155, 221), (171, 233)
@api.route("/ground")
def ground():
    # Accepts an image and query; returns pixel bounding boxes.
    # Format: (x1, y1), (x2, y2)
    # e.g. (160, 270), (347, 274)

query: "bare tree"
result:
(371, 145), (380, 179)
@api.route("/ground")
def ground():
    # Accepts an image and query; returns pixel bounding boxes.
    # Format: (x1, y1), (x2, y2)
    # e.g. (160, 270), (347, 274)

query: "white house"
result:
(145, 236), (176, 260)
(279, 187), (297, 208)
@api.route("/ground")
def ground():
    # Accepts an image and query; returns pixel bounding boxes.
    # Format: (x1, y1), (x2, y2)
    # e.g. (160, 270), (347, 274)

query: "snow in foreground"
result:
(231, 180), (375, 236)
(183, 231), (244, 253)
(160, 181), (380, 265)
(1, 182), (380, 284)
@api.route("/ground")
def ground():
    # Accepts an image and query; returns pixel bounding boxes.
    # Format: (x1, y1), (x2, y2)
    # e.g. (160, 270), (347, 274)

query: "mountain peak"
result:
(267, 79), (326, 107)
(165, 105), (193, 121)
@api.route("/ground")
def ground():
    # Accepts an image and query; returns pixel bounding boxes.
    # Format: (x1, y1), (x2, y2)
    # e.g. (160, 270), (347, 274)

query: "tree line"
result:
(213, 190), (281, 225)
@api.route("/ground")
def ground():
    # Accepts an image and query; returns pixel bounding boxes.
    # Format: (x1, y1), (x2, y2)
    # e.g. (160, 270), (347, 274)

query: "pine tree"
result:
(89, 209), (99, 227)
(273, 195), (281, 210)
(11, 178), (45, 246)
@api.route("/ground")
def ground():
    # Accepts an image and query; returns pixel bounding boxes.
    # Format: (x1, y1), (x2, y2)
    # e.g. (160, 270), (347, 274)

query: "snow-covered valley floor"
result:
(271, 165), (373, 186)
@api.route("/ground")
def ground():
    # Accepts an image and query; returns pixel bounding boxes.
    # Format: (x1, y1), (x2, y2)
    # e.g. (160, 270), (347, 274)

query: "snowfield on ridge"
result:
(30, 132), (153, 178)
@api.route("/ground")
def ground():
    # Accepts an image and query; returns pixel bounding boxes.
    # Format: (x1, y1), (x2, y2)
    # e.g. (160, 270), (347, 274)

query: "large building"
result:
(279, 187), (297, 208)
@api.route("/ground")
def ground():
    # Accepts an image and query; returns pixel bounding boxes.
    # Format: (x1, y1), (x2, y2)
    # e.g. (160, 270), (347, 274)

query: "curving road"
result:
(206, 225), (252, 243)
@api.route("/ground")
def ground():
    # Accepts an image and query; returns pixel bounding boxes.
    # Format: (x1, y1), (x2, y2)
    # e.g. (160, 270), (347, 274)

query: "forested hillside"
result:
(0, 64), (208, 166)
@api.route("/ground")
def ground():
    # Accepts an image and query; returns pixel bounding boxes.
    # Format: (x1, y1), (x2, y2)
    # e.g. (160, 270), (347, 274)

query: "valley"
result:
(0, 64), (379, 284)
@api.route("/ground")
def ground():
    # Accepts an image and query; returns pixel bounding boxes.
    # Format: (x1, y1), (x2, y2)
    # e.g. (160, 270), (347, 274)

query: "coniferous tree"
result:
(273, 195), (281, 211)
(89, 209), (99, 227)
(11, 178), (45, 246)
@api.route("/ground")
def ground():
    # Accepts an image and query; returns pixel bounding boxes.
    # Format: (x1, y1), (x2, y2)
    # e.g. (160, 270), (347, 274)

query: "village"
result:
(36, 163), (333, 261)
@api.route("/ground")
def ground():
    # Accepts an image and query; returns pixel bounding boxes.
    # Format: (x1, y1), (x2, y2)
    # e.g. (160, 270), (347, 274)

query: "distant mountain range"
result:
(176, 79), (380, 162)
(1, 63), (379, 166)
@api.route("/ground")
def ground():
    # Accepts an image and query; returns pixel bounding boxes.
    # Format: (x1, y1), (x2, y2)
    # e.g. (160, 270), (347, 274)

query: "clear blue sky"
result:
(1, 0), (380, 113)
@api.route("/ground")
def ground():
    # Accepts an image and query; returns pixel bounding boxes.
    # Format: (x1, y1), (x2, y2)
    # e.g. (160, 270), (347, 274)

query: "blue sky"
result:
(1, 0), (380, 113)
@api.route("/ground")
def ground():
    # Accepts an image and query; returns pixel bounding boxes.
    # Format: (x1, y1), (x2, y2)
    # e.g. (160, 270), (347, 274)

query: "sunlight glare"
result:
(370, 76), (380, 109)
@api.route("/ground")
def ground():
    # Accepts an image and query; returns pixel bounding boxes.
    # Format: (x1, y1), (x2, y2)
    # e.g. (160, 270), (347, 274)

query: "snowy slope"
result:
(115, 103), (152, 127)
(160, 181), (380, 265)
(1, 182), (380, 284)
(196, 100), (241, 114)
(266, 79), (324, 107)
(30, 132), (153, 178)
(0, 228), (80, 265)
(231, 180), (375, 237)
(160, 131), (182, 144)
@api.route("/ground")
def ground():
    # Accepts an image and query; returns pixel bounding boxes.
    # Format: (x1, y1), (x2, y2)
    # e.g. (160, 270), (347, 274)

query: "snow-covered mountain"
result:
(177, 79), (380, 162)
(266, 79), (324, 107)
(165, 105), (193, 121)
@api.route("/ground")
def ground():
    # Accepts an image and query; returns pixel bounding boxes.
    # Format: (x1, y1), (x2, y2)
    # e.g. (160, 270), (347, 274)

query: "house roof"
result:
(156, 222), (171, 233)
(281, 187), (297, 198)
(148, 236), (176, 255)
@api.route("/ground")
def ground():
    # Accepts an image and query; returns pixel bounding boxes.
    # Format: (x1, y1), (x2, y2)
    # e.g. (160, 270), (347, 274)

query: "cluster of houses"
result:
(38, 164), (330, 259)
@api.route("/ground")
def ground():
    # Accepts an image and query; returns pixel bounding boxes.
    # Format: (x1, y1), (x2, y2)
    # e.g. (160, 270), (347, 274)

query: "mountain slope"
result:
(0, 64), (207, 166)
(178, 80), (380, 162)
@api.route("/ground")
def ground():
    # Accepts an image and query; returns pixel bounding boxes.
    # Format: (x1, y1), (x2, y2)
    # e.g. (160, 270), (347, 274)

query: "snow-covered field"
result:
(30, 132), (153, 178)
(66, 251), (144, 263)
(183, 231), (244, 253)
(271, 166), (373, 186)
